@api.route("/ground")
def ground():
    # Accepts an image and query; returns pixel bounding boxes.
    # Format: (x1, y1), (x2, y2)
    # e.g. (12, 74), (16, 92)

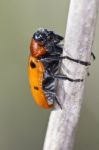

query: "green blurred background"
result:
(0, 0), (99, 150)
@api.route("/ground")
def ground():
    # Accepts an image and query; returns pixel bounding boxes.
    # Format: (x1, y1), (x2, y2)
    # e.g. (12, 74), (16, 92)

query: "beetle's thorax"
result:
(30, 39), (46, 57)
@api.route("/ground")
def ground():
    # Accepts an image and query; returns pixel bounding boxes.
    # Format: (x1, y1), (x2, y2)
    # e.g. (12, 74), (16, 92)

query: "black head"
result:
(33, 28), (64, 45)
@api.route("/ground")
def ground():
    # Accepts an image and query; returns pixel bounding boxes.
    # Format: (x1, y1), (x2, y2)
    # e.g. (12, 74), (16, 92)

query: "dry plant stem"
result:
(43, 0), (99, 150)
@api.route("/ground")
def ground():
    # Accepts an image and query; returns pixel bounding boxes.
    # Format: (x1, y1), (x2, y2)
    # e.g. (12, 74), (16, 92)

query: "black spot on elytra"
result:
(30, 61), (36, 68)
(34, 86), (39, 90)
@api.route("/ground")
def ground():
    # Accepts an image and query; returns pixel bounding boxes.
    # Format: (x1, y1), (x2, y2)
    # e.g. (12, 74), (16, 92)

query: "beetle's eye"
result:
(30, 61), (36, 68)
(35, 34), (42, 40)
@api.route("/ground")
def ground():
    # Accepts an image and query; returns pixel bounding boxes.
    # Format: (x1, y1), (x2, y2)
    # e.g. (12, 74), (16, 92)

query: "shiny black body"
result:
(33, 28), (95, 108)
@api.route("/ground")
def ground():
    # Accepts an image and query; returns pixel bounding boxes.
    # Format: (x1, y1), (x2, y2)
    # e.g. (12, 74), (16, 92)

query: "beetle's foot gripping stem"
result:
(91, 52), (96, 60)
(54, 96), (62, 109)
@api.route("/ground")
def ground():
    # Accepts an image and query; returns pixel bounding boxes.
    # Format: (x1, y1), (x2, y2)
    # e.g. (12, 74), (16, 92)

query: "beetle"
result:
(28, 28), (94, 109)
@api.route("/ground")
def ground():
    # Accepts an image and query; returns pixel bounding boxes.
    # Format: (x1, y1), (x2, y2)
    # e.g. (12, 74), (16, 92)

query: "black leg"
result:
(63, 56), (91, 66)
(39, 55), (91, 66)
(44, 90), (62, 109)
(54, 96), (62, 109)
(91, 52), (96, 60)
(50, 74), (83, 82)
(87, 72), (90, 76)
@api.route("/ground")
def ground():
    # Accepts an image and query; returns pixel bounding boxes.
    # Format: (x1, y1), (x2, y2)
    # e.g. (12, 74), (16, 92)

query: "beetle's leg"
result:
(91, 52), (96, 60)
(39, 55), (91, 66)
(54, 96), (62, 109)
(87, 72), (90, 76)
(43, 65), (83, 82)
(50, 74), (83, 82)
(44, 90), (62, 109)
(85, 52), (95, 77)
(62, 56), (91, 66)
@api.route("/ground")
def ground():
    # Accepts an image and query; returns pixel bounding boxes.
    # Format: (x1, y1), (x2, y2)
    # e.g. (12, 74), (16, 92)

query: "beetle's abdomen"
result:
(42, 60), (60, 105)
